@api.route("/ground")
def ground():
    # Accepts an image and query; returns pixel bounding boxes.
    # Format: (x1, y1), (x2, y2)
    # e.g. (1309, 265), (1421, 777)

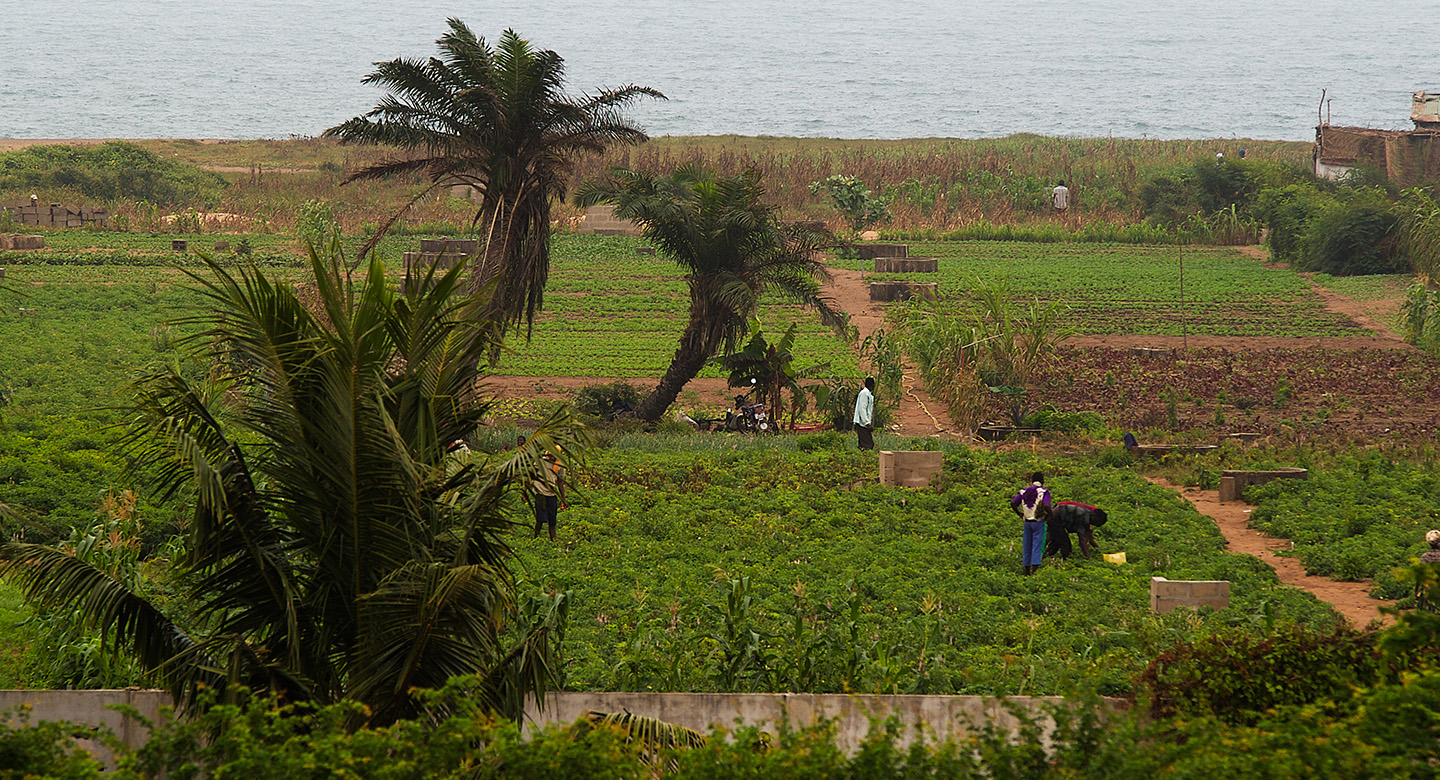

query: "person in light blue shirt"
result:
(853, 376), (876, 450)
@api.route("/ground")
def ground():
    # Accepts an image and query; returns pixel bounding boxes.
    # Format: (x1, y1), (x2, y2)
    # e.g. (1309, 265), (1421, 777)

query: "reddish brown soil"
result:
(826, 266), (965, 437)
(1149, 477), (1393, 629)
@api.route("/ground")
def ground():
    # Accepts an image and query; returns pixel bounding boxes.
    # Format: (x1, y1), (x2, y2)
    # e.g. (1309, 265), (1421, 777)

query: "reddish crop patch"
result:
(1028, 347), (1440, 445)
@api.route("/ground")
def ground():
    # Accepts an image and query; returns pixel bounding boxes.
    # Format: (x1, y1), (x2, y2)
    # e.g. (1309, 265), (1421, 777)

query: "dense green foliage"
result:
(0, 142), (227, 207)
(2, 246), (589, 724)
(511, 444), (1338, 697)
(1246, 455), (1440, 599)
(7, 659), (1440, 779)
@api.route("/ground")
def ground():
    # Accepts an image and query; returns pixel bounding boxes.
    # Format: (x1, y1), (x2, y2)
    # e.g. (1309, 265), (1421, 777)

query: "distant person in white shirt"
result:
(1052, 180), (1069, 212)
(852, 376), (876, 451)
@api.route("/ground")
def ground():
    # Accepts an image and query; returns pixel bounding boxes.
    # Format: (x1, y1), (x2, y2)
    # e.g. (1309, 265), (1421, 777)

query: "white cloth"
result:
(1051, 185), (1069, 210)
(853, 386), (875, 427)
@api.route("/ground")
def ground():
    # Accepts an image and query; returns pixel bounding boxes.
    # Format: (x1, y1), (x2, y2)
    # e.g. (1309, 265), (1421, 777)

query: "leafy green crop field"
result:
(488, 235), (858, 377)
(512, 441), (1339, 696)
(864, 242), (1369, 338)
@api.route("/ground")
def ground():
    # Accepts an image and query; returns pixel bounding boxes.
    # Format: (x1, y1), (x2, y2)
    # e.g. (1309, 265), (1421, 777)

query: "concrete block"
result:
(213, 241), (229, 252)
(1151, 576), (1230, 614)
(1219, 475), (1238, 502)
(1219, 468), (1308, 504)
(12, 235), (44, 250)
(580, 205), (642, 237)
(869, 281), (938, 302)
(879, 450), (943, 487)
(419, 238), (478, 255)
(874, 257), (938, 273)
(856, 243), (908, 259)
(172, 239), (187, 251)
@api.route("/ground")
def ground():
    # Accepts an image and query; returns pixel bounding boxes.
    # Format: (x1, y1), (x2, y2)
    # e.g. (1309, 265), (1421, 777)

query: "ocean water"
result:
(2, 0), (1435, 141)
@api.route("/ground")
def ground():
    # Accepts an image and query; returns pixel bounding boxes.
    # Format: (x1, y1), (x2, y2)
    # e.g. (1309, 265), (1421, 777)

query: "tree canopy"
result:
(325, 19), (663, 345)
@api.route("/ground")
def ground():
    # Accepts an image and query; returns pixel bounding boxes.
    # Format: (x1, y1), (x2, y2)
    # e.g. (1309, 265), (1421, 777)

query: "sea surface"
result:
(3, 0), (1436, 141)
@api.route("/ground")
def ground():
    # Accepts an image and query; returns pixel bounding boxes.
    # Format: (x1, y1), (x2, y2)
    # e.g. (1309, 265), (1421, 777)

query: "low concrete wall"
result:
(869, 281), (938, 302)
(874, 257), (938, 273)
(528, 692), (1096, 753)
(1131, 444), (1218, 458)
(1150, 577), (1230, 613)
(0, 689), (172, 767)
(1219, 468), (1308, 503)
(879, 450), (943, 487)
(580, 205), (643, 237)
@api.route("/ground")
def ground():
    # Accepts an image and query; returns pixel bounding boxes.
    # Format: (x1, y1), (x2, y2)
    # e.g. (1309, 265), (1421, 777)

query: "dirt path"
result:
(824, 267), (963, 437)
(1148, 477), (1393, 629)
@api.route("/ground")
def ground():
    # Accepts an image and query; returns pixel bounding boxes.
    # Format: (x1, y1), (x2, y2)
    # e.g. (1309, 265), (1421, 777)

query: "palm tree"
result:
(0, 239), (591, 725)
(324, 18), (663, 344)
(576, 166), (848, 422)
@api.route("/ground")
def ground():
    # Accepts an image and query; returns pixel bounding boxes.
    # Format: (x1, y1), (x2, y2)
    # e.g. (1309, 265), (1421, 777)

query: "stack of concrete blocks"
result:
(1219, 468), (1308, 503)
(874, 256), (939, 273)
(3, 203), (108, 228)
(855, 243), (908, 260)
(869, 281), (939, 302)
(1150, 577), (1231, 614)
(879, 450), (944, 487)
(579, 205), (643, 237)
(402, 238), (479, 272)
(0, 235), (45, 250)
(859, 243), (940, 273)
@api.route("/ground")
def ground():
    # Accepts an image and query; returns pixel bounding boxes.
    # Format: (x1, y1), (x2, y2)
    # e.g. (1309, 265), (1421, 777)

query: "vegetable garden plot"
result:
(872, 242), (1370, 338)
(495, 234), (858, 377)
(514, 446), (1340, 697)
(1028, 347), (1440, 444)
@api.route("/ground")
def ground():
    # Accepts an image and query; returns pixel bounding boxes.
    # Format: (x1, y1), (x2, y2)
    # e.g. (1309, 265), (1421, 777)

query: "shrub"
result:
(574, 381), (643, 419)
(1300, 194), (1404, 275)
(1258, 184), (1328, 263)
(1136, 626), (1384, 724)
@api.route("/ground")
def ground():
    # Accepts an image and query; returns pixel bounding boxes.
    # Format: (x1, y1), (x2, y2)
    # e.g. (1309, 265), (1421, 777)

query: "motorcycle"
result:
(723, 380), (775, 434)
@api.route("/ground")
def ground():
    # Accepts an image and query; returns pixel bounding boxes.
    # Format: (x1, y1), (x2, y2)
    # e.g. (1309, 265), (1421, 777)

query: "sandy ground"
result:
(1148, 477), (1393, 629)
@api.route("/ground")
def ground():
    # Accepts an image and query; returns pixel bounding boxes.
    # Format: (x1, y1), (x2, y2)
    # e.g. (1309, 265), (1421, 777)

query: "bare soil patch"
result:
(1149, 477), (1393, 629)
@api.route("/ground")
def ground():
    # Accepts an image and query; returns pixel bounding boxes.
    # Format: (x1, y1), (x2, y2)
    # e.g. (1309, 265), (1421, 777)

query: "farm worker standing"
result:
(532, 449), (567, 541)
(1011, 472), (1052, 575)
(1051, 181), (1069, 212)
(1046, 501), (1109, 559)
(853, 376), (876, 451)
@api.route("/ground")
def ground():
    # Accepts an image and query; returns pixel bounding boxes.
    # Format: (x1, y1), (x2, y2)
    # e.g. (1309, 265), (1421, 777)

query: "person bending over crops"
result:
(1046, 501), (1108, 560)
(1011, 472), (1051, 575)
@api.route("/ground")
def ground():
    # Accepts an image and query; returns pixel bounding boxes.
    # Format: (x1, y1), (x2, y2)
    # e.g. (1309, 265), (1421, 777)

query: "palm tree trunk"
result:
(634, 316), (713, 422)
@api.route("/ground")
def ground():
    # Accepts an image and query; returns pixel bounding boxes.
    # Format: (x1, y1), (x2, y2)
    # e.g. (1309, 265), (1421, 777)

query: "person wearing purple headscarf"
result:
(1010, 472), (1052, 575)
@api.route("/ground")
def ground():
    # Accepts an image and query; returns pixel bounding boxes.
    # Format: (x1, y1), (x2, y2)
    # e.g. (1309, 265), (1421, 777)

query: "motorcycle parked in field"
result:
(724, 381), (775, 433)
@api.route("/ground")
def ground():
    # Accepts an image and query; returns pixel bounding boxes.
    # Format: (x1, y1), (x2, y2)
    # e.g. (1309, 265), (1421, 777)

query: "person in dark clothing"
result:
(1047, 501), (1107, 559)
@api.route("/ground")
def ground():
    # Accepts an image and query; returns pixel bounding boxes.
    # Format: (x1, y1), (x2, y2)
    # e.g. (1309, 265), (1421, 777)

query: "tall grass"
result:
(3, 135), (1308, 241)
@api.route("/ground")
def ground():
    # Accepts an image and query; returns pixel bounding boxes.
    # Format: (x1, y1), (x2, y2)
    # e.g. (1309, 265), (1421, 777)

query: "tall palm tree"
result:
(0, 239), (591, 725)
(324, 19), (663, 346)
(576, 166), (849, 421)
